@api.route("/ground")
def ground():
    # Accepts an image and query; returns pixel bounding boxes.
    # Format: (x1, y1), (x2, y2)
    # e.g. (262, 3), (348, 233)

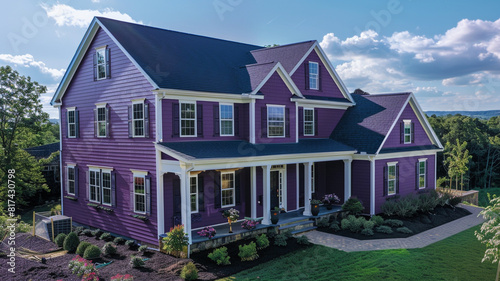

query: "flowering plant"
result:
(241, 219), (259, 230)
(197, 226), (217, 239)
(111, 273), (134, 281)
(310, 199), (322, 205)
(221, 208), (239, 222)
(322, 194), (340, 205)
(82, 272), (99, 281)
(68, 255), (97, 278)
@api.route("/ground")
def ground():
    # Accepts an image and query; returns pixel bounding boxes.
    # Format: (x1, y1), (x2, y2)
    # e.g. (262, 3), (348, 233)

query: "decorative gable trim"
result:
(249, 62), (303, 98)
(290, 97), (354, 110)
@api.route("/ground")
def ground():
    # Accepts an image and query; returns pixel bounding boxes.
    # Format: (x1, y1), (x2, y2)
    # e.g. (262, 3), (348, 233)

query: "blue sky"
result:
(1, 0), (500, 118)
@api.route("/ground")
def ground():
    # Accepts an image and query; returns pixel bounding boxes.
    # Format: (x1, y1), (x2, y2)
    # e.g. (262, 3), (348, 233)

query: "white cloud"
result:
(91, 0), (101, 3)
(41, 84), (59, 119)
(0, 54), (65, 80)
(41, 4), (142, 28)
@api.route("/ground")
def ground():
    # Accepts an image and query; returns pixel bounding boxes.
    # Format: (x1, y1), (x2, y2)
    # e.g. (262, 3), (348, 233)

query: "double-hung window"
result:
(180, 102), (196, 137)
(309, 62), (319, 90)
(220, 104), (234, 136)
(221, 172), (235, 208)
(190, 176), (198, 213)
(133, 101), (145, 137)
(67, 166), (75, 195)
(304, 108), (314, 136)
(404, 120), (412, 144)
(267, 105), (285, 137)
(88, 168), (112, 205)
(96, 47), (107, 80)
(387, 163), (397, 196)
(97, 105), (107, 137)
(68, 109), (76, 138)
(418, 159), (426, 189)
(133, 174), (146, 213)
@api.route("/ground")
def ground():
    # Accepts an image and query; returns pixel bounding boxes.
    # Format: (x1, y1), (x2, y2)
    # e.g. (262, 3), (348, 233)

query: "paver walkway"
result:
(303, 204), (485, 252)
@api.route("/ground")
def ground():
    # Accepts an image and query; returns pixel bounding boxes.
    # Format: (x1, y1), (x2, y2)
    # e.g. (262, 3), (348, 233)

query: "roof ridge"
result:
(245, 61), (277, 67)
(250, 40), (316, 53)
(364, 92), (412, 97)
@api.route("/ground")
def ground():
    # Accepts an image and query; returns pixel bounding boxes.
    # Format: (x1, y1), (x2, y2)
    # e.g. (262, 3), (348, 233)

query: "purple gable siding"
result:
(382, 103), (433, 149)
(375, 154), (436, 213)
(299, 107), (344, 138)
(255, 72), (296, 144)
(351, 160), (371, 213)
(291, 51), (345, 99)
(61, 28), (158, 244)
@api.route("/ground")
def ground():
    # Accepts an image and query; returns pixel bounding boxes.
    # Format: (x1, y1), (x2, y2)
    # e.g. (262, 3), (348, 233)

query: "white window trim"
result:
(133, 172), (147, 214)
(132, 100), (145, 138)
(403, 119), (412, 144)
(418, 160), (426, 189)
(101, 169), (112, 206)
(309, 62), (319, 90)
(304, 108), (315, 136)
(67, 165), (76, 196)
(221, 171), (235, 208)
(267, 104), (285, 138)
(180, 101), (197, 137)
(219, 103), (234, 137)
(67, 109), (76, 138)
(89, 168), (101, 203)
(387, 163), (397, 196)
(96, 104), (107, 138)
(96, 46), (107, 80)
(190, 176), (198, 213)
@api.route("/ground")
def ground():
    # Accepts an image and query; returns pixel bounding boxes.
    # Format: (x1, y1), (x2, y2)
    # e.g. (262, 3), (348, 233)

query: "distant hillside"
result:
(48, 119), (59, 124)
(425, 110), (500, 119)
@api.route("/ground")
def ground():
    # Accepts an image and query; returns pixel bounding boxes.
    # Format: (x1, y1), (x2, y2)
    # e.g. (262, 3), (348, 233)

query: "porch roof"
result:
(158, 139), (356, 161)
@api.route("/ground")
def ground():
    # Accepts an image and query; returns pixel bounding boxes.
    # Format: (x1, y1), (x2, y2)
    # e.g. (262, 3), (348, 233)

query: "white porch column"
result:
(370, 157), (376, 215)
(156, 151), (165, 237)
(179, 167), (192, 244)
(249, 99), (256, 143)
(343, 159), (352, 202)
(303, 162), (312, 216)
(261, 165), (271, 225)
(250, 166), (257, 219)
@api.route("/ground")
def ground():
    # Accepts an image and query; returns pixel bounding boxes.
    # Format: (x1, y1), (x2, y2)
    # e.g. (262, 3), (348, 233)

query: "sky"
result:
(1, 0), (500, 119)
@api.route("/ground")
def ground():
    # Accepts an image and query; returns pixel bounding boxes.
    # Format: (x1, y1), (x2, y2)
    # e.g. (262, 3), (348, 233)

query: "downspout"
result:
(58, 106), (64, 215)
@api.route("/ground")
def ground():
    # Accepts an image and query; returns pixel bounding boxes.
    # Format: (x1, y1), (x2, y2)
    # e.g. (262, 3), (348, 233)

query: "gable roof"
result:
(251, 41), (316, 73)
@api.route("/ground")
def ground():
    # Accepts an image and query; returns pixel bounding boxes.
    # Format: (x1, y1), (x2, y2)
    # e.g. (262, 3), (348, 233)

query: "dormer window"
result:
(309, 62), (319, 90)
(94, 46), (110, 80)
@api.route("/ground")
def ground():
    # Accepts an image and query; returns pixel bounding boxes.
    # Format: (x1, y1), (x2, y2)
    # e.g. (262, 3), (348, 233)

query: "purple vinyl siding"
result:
(291, 51), (345, 99)
(351, 160), (371, 213)
(61, 28), (157, 244)
(313, 161), (345, 203)
(382, 103), (433, 149)
(299, 107), (345, 138)
(375, 154), (436, 213)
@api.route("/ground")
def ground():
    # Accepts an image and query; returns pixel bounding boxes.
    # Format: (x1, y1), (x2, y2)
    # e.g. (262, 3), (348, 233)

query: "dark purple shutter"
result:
(64, 111), (68, 138)
(383, 166), (387, 196)
(130, 176), (135, 211)
(298, 108), (303, 136)
(105, 107), (110, 138)
(172, 103), (179, 137)
(197, 104), (203, 137)
(261, 107), (267, 138)
(198, 175), (204, 212)
(415, 162), (419, 190)
(128, 105), (133, 138)
(396, 164), (400, 194)
(400, 122), (404, 144)
(93, 53), (97, 81)
(214, 171), (221, 209)
(426, 160), (429, 188)
(75, 110), (80, 138)
(173, 178), (181, 216)
(314, 109), (319, 136)
(213, 104), (219, 137)
(411, 122), (415, 143)
(105, 48), (111, 79)
(285, 107), (290, 138)
(145, 175), (151, 215)
(85, 170), (89, 201)
(144, 103), (150, 138)
(318, 65), (322, 91)
(304, 62), (309, 90)
(234, 105), (239, 136)
(235, 170), (241, 205)
(74, 166), (79, 197)
(93, 108), (97, 138)
(111, 170), (116, 207)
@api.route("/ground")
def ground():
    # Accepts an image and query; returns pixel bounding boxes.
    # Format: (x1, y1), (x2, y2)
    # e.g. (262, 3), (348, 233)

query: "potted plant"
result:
(221, 208), (239, 233)
(310, 199), (322, 216)
(322, 194), (340, 210)
(271, 207), (280, 224)
(197, 226), (216, 239)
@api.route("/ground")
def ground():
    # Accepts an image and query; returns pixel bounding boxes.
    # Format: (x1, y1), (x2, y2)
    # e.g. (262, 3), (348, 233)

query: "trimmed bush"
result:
(370, 215), (384, 226)
(283, 230), (293, 239)
(180, 262), (198, 281)
(317, 217), (330, 228)
(83, 245), (101, 260)
(329, 223), (340, 231)
(341, 197), (364, 215)
(381, 200), (398, 217)
(395, 195), (419, 217)
(396, 227), (413, 234)
(238, 242), (259, 261)
(296, 235), (310, 245)
(130, 256), (144, 268)
(82, 229), (93, 237)
(341, 215), (365, 233)
(125, 240), (136, 248)
(384, 219), (404, 227)
(114, 237), (126, 245)
(256, 234), (270, 250)
(73, 226), (84, 236)
(419, 192), (439, 213)
(55, 233), (67, 247)
(102, 242), (117, 256)
(437, 192), (451, 206)
(376, 225), (393, 234)
(208, 247), (231, 265)
(91, 229), (102, 237)
(361, 228), (374, 236)
(273, 234), (288, 247)
(100, 232), (113, 241)
(63, 232), (80, 253)
(363, 220), (375, 230)
(76, 241), (92, 256)
(138, 245), (149, 253)
(162, 225), (189, 258)
(267, 228), (277, 239)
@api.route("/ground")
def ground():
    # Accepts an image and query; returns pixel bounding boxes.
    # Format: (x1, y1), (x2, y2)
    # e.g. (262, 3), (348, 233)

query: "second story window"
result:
(309, 62), (319, 90)
(404, 120), (412, 144)
(180, 102), (196, 137)
(133, 102), (144, 137)
(304, 108), (315, 136)
(128, 100), (149, 138)
(95, 104), (108, 138)
(68, 109), (76, 138)
(267, 105), (285, 137)
(220, 104), (234, 136)
(94, 46), (110, 80)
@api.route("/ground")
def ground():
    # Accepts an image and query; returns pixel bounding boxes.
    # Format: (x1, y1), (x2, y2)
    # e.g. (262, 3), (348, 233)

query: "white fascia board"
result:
(249, 62), (303, 98)
(375, 94), (412, 154)
(155, 143), (192, 163)
(160, 160), (183, 175)
(155, 88), (261, 103)
(291, 98), (354, 110)
(352, 154), (376, 160)
(408, 93), (444, 149)
(374, 149), (443, 160)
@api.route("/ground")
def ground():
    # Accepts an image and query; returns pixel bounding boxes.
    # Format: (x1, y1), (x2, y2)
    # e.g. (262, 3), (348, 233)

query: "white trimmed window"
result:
(309, 62), (319, 90)
(267, 105), (285, 137)
(221, 172), (235, 208)
(68, 109), (76, 138)
(133, 174), (146, 213)
(101, 170), (112, 206)
(180, 102), (196, 137)
(387, 163), (397, 195)
(67, 166), (75, 195)
(96, 47), (107, 80)
(89, 169), (101, 203)
(404, 120), (412, 144)
(220, 104), (234, 136)
(419, 160), (426, 189)
(133, 101), (145, 137)
(190, 176), (198, 213)
(304, 108), (314, 136)
(97, 105), (107, 137)
(311, 163), (315, 193)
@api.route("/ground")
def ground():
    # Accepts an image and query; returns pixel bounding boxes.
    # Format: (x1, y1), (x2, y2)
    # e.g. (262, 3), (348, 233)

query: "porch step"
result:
(279, 220), (314, 233)
(278, 218), (311, 228)
(290, 226), (317, 235)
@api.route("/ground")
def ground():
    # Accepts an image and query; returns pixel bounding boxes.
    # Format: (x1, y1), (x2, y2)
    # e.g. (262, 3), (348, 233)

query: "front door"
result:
(270, 165), (286, 210)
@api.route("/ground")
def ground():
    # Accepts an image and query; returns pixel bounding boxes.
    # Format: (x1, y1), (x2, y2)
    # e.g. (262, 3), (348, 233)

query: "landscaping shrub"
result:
(130, 255), (144, 268)
(180, 262), (198, 281)
(256, 234), (270, 250)
(381, 200), (398, 216)
(83, 245), (102, 260)
(73, 226), (84, 236)
(437, 192), (451, 206)
(341, 197), (364, 215)
(267, 228), (277, 239)
(138, 245), (149, 253)
(100, 232), (113, 241)
(394, 195), (419, 217)
(55, 233), (67, 247)
(341, 215), (365, 233)
(363, 220), (375, 230)
(329, 223), (340, 231)
(449, 196), (462, 206)
(125, 240), (136, 248)
(63, 232), (80, 253)
(208, 247), (231, 265)
(91, 228), (102, 237)
(296, 235), (310, 245)
(82, 229), (93, 236)
(384, 219), (404, 227)
(283, 230), (293, 239)
(397, 227), (413, 234)
(273, 234), (288, 247)
(76, 241), (92, 256)
(110, 273), (134, 281)
(114, 237), (126, 245)
(361, 228), (374, 236)
(102, 242), (117, 256)
(376, 225), (393, 234)
(317, 217), (330, 228)
(370, 215), (384, 226)
(238, 242), (259, 261)
(419, 192), (439, 213)
(162, 225), (189, 258)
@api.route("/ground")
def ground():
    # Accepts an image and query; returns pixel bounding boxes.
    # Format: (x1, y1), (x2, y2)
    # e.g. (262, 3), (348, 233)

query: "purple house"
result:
(51, 18), (443, 245)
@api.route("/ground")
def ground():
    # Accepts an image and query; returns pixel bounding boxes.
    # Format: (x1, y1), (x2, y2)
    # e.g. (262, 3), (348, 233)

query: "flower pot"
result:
(271, 210), (280, 224)
(311, 204), (320, 216)
(326, 203), (333, 210)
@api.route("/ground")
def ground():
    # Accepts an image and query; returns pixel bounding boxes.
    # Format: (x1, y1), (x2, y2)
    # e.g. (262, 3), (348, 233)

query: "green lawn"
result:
(476, 187), (500, 207)
(221, 225), (496, 281)
(20, 201), (61, 225)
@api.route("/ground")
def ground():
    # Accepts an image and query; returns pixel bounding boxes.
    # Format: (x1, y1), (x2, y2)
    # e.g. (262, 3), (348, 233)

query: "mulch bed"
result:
(316, 205), (472, 240)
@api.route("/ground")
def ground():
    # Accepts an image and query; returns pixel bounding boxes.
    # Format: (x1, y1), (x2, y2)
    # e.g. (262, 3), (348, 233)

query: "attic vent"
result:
(353, 89), (370, 95)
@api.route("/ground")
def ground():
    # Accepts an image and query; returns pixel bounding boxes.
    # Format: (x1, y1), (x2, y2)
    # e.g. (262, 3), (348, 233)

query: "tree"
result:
(475, 196), (500, 281)
(445, 139), (472, 190)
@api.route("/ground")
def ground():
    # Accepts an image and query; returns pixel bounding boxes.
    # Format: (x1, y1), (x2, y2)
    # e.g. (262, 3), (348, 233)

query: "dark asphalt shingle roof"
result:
(331, 93), (411, 154)
(251, 41), (315, 73)
(159, 139), (356, 161)
(25, 142), (60, 159)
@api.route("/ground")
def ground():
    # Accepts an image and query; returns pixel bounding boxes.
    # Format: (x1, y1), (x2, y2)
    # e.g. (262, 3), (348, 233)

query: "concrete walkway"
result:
(303, 204), (485, 252)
